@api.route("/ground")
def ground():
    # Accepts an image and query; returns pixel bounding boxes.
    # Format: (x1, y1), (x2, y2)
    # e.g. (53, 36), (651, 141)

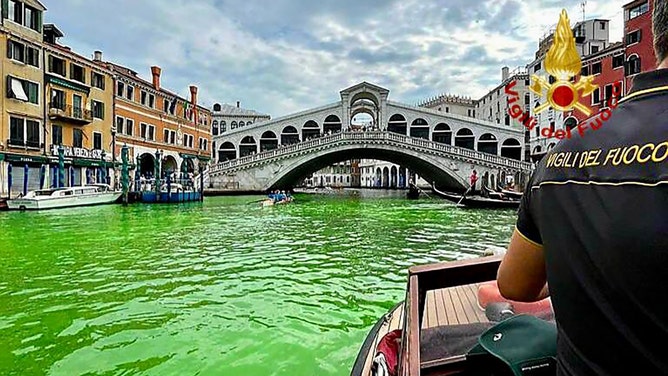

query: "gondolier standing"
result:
(498, 4), (668, 375)
(469, 170), (479, 194)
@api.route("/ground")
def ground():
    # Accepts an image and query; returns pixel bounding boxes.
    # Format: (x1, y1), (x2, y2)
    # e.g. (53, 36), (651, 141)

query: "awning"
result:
(71, 158), (110, 168)
(46, 75), (90, 95)
(10, 78), (28, 101)
(5, 154), (49, 164)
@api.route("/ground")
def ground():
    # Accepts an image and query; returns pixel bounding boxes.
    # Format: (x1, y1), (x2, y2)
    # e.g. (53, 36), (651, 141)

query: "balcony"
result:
(48, 102), (93, 125)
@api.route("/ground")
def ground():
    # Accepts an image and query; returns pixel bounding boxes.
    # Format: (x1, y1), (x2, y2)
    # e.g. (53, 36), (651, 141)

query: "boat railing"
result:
(398, 255), (503, 376)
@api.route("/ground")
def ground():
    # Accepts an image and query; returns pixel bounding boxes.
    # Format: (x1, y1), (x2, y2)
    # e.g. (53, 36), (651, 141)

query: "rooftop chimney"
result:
(236, 101), (240, 108)
(151, 66), (162, 90)
(190, 85), (198, 106)
(93, 51), (103, 62)
(502, 66), (509, 82)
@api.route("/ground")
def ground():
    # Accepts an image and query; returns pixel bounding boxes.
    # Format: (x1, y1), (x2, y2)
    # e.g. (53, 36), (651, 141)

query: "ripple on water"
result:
(0, 193), (515, 375)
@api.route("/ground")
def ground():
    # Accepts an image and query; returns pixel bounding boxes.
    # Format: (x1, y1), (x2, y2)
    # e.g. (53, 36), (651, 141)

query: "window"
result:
(445, 107), (449, 113)
(7, 76), (38, 104)
(467, 109), (471, 117)
(52, 125), (62, 145)
(628, 2), (649, 19)
(48, 56), (66, 76)
(93, 132), (102, 150)
(148, 125), (155, 141)
(581, 66), (589, 76)
(92, 100), (105, 119)
(612, 54), (624, 69)
(626, 30), (641, 45)
(163, 99), (169, 113)
(9, 117), (25, 146)
(126, 85), (134, 101)
(148, 94), (155, 108)
(7, 40), (24, 62)
(505, 114), (510, 126)
(50, 89), (66, 110)
(115, 116), (124, 134)
(604, 84), (614, 102)
(170, 130), (175, 144)
(23, 5), (40, 31)
(73, 129), (83, 148)
(140, 90), (147, 105)
(591, 45), (599, 54)
(591, 62), (602, 75)
(592, 88), (601, 104)
(600, 21), (606, 30)
(231, 121), (237, 129)
(7, 41), (39, 67)
(91, 72), (105, 89)
(117, 82), (125, 96)
(220, 121), (226, 132)
(140, 123), (147, 139)
(70, 64), (85, 83)
(626, 56), (641, 75)
(163, 129), (170, 143)
(8, 0), (22, 24)
(125, 119), (134, 136)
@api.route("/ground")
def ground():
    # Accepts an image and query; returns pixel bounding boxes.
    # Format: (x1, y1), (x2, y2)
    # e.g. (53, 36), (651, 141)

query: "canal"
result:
(0, 190), (516, 376)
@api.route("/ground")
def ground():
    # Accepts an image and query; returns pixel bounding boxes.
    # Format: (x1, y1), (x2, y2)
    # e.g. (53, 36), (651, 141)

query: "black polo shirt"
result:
(517, 69), (668, 376)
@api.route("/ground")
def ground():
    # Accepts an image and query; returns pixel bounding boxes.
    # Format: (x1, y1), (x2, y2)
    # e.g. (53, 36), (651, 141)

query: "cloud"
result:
(44, 0), (627, 117)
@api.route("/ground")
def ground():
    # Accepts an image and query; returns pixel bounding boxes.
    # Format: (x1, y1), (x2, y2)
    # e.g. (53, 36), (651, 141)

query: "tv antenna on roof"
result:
(581, 1), (587, 22)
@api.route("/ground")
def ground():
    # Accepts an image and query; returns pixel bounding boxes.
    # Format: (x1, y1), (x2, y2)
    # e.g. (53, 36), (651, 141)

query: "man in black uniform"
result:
(497, 2), (668, 375)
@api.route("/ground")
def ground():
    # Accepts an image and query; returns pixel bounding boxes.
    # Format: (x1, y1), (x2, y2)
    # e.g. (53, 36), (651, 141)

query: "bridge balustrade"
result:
(210, 131), (532, 174)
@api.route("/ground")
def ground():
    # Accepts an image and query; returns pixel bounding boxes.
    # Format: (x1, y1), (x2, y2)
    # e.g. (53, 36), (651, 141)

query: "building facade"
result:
(42, 24), (115, 188)
(0, 0), (47, 197)
(101, 60), (212, 183)
(211, 101), (270, 162)
(623, 0), (655, 90)
(419, 94), (475, 118)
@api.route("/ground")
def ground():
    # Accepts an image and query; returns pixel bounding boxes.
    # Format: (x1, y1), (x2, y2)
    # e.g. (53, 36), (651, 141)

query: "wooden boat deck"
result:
(359, 283), (488, 375)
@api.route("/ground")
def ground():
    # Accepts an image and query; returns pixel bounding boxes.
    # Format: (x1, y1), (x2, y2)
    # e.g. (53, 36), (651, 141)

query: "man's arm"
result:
(497, 228), (549, 302)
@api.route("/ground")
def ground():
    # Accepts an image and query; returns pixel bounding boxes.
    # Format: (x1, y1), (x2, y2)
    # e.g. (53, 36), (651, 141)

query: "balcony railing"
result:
(48, 102), (93, 124)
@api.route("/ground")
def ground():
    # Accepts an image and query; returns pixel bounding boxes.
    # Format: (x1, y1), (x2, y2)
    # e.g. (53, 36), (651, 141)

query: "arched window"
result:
(212, 120), (219, 136)
(220, 121), (227, 132)
(239, 121), (245, 127)
(231, 121), (237, 129)
(213, 103), (222, 112)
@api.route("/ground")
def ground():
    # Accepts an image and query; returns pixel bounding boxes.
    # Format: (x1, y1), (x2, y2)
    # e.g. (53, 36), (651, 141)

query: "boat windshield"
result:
(34, 189), (62, 196)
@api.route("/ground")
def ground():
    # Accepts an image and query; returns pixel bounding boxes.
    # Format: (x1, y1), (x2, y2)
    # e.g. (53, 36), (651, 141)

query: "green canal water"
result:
(0, 190), (516, 376)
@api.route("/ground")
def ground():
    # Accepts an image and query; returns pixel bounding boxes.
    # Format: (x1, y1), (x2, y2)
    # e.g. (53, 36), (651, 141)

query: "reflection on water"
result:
(0, 190), (515, 375)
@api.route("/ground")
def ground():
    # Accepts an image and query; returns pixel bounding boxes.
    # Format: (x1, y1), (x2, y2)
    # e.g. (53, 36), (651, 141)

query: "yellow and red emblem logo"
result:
(530, 9), (597, 116)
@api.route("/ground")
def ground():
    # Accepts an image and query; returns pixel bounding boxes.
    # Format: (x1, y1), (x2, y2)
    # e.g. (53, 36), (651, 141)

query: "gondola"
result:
(500, 188), (523, 200)
(351, 255), (555, 376)
(431, 186), (520, 210)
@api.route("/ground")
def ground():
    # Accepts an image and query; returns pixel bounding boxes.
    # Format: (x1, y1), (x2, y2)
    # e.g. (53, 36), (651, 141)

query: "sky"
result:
(44, 0), (627, 118)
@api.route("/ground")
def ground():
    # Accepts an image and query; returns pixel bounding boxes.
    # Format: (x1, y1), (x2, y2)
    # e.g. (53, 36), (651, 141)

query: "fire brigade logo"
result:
(531, 10), (597, 116)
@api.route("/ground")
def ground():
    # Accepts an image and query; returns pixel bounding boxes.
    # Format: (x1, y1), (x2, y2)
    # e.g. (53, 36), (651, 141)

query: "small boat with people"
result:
(6, 184), (122, 211)
(261, 190), (294, 207)
(351, 251), (556, 376)
(431, 185), (520, 210)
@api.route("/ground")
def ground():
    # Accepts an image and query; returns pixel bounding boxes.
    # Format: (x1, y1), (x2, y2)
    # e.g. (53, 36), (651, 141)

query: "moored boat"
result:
(431, 186), (520, 210)
(351, 255), (555, 376)
(6, 184), (122, 211)
(500, 188), (523, 200)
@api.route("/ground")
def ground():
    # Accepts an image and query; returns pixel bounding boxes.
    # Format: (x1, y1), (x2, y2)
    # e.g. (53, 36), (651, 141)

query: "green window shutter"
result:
(1, 0), (8, 19)
(6, 40), (12, 59)
(36, 10), (42, 33)
(100, 102), (105, 119)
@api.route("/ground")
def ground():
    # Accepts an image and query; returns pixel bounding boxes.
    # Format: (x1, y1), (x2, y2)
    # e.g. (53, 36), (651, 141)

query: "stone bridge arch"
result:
(264, 143), (468, 191)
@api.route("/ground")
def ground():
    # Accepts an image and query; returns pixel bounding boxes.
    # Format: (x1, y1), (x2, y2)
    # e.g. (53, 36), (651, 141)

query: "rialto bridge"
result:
(206, 82), (533, 192)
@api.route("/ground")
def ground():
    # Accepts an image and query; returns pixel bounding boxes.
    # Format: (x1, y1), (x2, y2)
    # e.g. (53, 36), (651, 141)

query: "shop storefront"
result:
(0, 153), (50, 198)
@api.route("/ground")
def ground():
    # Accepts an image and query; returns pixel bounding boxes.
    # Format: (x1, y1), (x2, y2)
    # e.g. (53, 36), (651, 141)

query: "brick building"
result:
(623, 0), (655, 90)
(98, 59), (212, 183)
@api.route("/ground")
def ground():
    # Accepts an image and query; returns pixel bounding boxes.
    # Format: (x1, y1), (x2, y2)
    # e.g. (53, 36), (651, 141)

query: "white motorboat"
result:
(6, 184), (122, 210)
